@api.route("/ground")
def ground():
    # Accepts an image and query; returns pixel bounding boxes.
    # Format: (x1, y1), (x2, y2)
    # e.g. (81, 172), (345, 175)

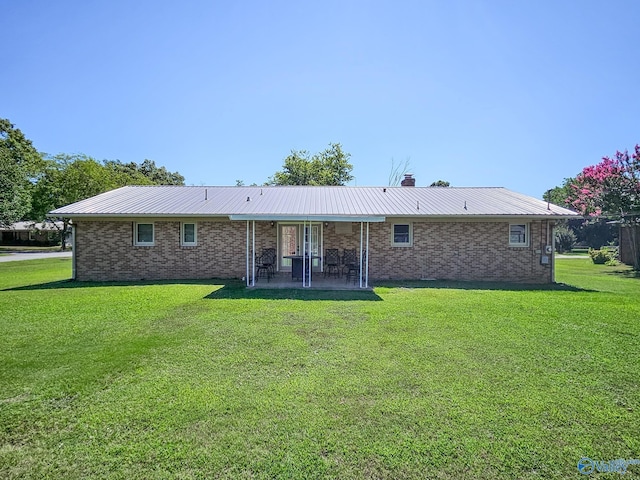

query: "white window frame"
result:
(509, 223), (529, 247)
(392, 223), (413, 247)
(181, 222), (197, 246)
(134, 222), (155, 246)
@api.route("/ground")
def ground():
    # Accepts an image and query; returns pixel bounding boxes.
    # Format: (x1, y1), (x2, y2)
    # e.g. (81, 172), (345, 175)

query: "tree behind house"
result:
(0, 118), (43, 226)
(268, 143), (353, 186)
(566, 145), (640, 269)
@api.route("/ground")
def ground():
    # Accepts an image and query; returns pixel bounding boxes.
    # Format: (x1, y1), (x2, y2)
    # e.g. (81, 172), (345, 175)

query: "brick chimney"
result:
(400, 173), (415, 187)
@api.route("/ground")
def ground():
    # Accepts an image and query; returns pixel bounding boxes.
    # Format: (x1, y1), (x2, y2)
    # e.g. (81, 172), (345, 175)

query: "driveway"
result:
(0, 251), (72, 262)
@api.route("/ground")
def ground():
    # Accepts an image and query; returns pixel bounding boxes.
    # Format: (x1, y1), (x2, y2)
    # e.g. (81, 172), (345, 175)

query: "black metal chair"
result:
(256, 250), (276, 282)
(345, 249), (366, 284)
(324, 248), (340, 278)
(342, 248), (357, 280)
(261, 248), (277, 276)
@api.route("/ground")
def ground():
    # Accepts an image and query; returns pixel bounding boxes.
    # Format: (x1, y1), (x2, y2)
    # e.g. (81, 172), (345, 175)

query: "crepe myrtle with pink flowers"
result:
(567, 144), (640, 268)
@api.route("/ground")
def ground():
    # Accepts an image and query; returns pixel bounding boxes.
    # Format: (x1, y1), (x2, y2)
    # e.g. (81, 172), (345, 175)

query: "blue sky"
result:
(2, 0), (639, 198)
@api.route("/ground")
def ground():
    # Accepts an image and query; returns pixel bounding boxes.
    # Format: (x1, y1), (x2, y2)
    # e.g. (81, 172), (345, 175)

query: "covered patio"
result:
(234, 216), (385, 289)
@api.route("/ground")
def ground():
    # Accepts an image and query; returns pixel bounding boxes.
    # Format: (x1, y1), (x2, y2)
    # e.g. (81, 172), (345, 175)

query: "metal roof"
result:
(48, 185), (579, 220)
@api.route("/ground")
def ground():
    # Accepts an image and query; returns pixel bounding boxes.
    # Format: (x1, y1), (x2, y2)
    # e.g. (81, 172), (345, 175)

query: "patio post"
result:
(359, 222), (363, 288)
(365, 221), (370, 288)
(251, 220), (256, 287)
(308, 220), (312, 287)
(245, 221), (249, 286)
(302, 220), (307, 287)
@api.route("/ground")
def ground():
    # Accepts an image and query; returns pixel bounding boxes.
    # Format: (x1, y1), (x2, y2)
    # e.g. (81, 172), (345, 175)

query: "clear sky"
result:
(2, 0), (638, 198)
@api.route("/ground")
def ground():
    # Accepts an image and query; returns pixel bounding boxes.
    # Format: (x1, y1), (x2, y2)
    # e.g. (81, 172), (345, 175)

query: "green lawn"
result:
(1, 259), (639, 479)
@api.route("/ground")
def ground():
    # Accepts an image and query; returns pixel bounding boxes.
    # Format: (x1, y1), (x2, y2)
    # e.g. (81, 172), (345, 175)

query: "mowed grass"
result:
(0, 259), (639, 479)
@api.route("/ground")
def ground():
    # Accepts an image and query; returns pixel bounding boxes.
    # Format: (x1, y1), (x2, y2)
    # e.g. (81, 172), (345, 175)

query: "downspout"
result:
(71, 222), (77, 280)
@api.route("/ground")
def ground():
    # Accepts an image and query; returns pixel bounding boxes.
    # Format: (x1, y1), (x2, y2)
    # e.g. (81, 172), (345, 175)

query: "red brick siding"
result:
(325, 220), (552, 283)
(75, 219), (267, 281)
(75, 219), (553, 283)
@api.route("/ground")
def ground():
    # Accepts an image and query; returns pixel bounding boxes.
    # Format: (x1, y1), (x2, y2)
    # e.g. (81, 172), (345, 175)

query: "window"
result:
(181, 222), (197, 246)
(392, 223), (412, 247)
(509, 223), (529, 247)
(134, 222), (154, 246)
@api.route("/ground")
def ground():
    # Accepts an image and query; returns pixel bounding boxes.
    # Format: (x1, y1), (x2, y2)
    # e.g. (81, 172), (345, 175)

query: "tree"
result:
(268, 143), (353, 186)
(0, 119), (43, 225)
(103, 159), (184, 185)
(30, 154), (120, 249)
(567, 145), (640, 268)
(31, 154), (186, 249)
(544, 177), (575, 207)
(429, 180), (450, 187)
(554, 224), (577, 253)
(388, 158), (412, 186)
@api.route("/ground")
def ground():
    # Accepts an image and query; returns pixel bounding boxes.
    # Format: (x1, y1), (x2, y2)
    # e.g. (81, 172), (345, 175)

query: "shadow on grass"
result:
(4, 278), (592, 296)
(205, 284), (383, 301)
(372, 279), (594, 292)
(3, 278), (384, 300)
(604, 267), (640, 280)
(2, 278), (230, 292)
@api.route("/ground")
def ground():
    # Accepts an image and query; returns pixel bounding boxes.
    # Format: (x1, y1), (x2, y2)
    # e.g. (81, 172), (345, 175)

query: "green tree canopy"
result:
(104, 159), (185, 186)
(268, 143), (353, 186)
(544, 177), (575, 208)
(429, 180), (451, 187)
(0, 119), (43, 225)
(31, 154), (186, 222)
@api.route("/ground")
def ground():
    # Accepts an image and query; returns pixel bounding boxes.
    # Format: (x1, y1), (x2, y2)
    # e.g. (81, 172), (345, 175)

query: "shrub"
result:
(589, 247), (618, 265)
(555, 225), (577, 253)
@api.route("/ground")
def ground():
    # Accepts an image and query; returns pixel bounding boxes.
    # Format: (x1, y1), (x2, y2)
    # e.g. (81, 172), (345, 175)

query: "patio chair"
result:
(345, 249), (366, 284)
(261, 247), (277, 276)
(324, 248), (340, 278)
(256, 250), (275, 282)
(342, 248), (357, 278)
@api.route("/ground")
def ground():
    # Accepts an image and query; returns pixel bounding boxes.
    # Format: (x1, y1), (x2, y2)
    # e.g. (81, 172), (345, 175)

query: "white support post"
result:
(308, 220), (312, 287)
(359, 222), (363, 288)
(245, 221), (249, 286)
(320, 222), (324, 274)
(365, 222), (370, 288)
(251, 220), (256, 287)
(302, 220), (307, 287)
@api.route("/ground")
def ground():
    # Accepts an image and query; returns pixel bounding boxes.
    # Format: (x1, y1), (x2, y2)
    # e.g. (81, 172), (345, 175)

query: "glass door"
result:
(304, 224), (321, 269)
(279, 224), (298, 271)
(279, 223), (322, 271)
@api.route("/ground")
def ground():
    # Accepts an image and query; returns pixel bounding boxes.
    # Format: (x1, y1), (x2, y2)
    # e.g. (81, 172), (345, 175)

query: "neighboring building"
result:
(0, 221), (65, 247)
(619, 224), (640, 267)
(49, 176), (579, 286)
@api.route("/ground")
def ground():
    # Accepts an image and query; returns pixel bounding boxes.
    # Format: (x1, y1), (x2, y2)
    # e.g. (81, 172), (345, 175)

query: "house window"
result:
(509, 224), (529, 247)
(392, 223), (412, 247)
(181, 222), (197, 246)
(134, 223), (154, 246)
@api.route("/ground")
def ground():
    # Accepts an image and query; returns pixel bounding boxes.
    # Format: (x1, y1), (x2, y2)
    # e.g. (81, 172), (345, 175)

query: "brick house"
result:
(49, 177), (579, 287)
(0, 221), (65, 247)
